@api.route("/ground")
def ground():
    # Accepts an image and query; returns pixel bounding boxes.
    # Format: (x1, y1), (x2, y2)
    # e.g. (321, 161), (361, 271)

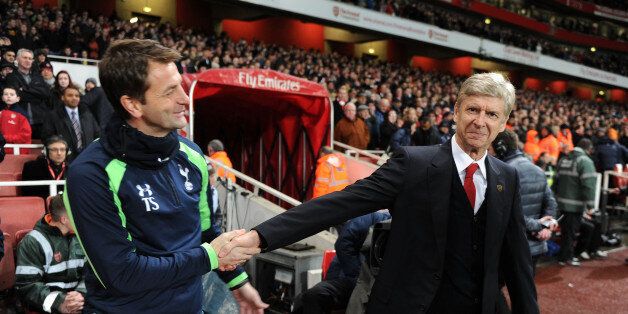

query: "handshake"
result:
(209, 229), (262, 271)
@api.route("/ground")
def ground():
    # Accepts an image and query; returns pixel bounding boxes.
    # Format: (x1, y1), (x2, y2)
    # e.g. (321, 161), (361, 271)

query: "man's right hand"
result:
(218, 230), (262, 269)
(58, 291), (84, 314)
(210, 229), (261, 270)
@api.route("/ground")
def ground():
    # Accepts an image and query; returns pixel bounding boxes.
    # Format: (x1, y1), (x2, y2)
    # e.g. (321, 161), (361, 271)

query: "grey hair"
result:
(456, 72), (515, 117)
(16, 48), (33, 58)
(208, 139), (224, 152)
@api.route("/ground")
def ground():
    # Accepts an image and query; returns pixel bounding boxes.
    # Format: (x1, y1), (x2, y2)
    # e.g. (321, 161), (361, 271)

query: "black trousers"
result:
(292, 277), (356, 314)
(575, 218), (602, 255)
(558, 212), (582, 262)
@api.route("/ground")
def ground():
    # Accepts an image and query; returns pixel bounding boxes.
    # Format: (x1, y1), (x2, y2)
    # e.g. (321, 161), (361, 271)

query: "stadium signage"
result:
(238, 71), (301, 91)
(235, 0), (628, 88)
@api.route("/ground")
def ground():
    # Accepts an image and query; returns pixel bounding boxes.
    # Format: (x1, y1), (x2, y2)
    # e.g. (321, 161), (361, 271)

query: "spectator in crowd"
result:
(206, 139), (237, 183)
(2, 48), (16, 64)
(15, 195), (86, 314)
(438, 121), (452, 144)
(21, 135), (68, 199)
(491, 130), (557, 273)
(334, 102), (370, 150)
(313, 146), (350, 199)
(80, 77), (114, 129)
(292, 211), (391, 314)
(41, 84), (100, 159)
(0, 86), (31, 154)
(64, 39), (265, 313)
(6, 48), (50, 139)
(523, 129), (542, 162)
(0, 60), (15, 91)
(357, 104), (378, 149)
(555, 138), (597, 267)
(557, 124), (574, 154)
(389, 107), (417, 151)
(374, 98), (391, 131)
(412, 115), (440, 146)
(594, 128), (628, 173)
(333, 87), (350, 124)
(51, 70), (74, 104)
(538, 126), (560, 164)
(207, 165), (223, 235)
(378, 110), (398, 151)
(39, 61), (54, 87)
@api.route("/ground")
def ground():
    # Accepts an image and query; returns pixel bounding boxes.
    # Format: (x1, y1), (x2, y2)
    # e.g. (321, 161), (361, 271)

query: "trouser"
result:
(291, 277), (356, 314)
(558, 212), (582, 262)
(575, 217), (602, 255)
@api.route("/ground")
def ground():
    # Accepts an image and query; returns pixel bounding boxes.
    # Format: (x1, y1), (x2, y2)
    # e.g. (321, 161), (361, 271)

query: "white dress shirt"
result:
(65, 106), (79, 122)
(451, 137), (487, 214)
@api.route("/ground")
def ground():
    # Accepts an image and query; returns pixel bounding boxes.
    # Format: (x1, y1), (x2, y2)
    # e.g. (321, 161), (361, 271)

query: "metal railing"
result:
(210, 158), (301, 207)
(4, 144), (44, 155)
(333, 141), (388, 165)
(0, 180), (65, 196)
(48, 55), (100, 65)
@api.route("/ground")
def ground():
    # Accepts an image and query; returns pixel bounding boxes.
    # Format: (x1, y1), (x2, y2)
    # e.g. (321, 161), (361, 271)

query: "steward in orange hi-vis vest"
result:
(313, 151), (350, 198)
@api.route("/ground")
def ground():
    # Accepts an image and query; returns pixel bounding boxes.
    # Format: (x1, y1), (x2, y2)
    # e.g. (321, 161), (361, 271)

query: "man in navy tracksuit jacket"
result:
(63, 39), (266, 313)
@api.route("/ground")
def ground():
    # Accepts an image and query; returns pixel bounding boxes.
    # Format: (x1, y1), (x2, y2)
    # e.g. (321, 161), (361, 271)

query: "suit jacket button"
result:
(473, 244), (478, 250)
(474, 298), (480, 304)
(433, 273), (440, 280)
(419, 304), (426, 311)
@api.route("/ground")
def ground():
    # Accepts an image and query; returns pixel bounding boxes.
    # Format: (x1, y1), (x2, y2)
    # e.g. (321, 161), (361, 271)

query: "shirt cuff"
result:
(201, 242), (219, 270)
(43, 291), (62, 313)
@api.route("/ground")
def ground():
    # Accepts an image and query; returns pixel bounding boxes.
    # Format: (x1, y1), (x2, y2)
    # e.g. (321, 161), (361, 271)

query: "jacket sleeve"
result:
(501, 171), (539, 314)
(64, 161), (217, 296)
(541, 184), (557, 218)
(578, 158), (597, 209)
(254, 148), (407, 251)
(334, 215), (371, 279)
(15, 235), (65, 313)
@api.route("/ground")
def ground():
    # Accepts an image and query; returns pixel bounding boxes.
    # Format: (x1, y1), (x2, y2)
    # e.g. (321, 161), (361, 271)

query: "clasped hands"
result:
(209, 229), (262, 271)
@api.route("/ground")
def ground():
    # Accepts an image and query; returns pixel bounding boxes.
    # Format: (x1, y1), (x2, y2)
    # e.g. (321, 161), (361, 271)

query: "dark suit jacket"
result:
(41, 105), (100, 158)
(254, 142), (538, 313)
(5, 70), (51, 125)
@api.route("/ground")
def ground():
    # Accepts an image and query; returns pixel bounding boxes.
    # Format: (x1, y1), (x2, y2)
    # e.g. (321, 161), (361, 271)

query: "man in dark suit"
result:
(221, 73), (538, 313)
(41, 85), (99, 161)
(6, 48), (51, 139)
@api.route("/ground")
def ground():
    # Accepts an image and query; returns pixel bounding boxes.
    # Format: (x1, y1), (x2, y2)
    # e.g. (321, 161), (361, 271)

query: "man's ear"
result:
(120, 95), (143, 119)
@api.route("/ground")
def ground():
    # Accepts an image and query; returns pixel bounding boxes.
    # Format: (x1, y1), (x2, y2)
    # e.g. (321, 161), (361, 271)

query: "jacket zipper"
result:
(165, 173), (181, 206)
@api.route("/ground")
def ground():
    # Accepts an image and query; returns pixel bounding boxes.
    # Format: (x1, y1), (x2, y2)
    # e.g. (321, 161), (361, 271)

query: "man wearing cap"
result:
(40, 62), (54, 87)
(357, 104), (378, 149)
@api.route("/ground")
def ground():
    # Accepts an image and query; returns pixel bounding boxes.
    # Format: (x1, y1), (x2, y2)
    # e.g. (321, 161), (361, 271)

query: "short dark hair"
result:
(577, 138), (593, 151)
(2, 85), (18, 94)
(99, 39), (182, 120)
(49, 194), (66, 221)
(63, 84), (81, 95)
(493, 130), (519, 153)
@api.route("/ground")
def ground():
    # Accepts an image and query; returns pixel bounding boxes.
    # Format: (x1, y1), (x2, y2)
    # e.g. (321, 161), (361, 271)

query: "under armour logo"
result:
(178, 164), (194, 191)
(136, 184), (159, 212)
(136, 184), (153, 197)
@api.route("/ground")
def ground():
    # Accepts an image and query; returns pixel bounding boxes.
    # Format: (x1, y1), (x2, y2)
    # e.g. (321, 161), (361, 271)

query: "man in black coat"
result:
(413, 115), (442, 146)
(6, 49), (51, 139)
(41, 85), (99, 161)
(21, 135), (69, 199)
(80, 79), (114, 129)
(222, 73), (538, 313)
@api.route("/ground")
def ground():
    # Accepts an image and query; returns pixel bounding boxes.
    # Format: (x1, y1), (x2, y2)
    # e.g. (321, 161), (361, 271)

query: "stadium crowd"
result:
(336, 0), (627, 76)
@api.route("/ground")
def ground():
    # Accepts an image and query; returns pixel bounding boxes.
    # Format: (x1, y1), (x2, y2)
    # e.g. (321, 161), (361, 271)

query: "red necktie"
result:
(464, 163), (479, 209)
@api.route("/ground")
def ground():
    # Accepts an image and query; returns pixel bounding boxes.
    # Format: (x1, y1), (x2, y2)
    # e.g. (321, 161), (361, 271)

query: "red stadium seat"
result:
(0, 233), (15, 291)
(0, 197), (45, 247)
(0, 154), (39, 178)
(14, 229), (32, 248)
(0, 172), (19, 197)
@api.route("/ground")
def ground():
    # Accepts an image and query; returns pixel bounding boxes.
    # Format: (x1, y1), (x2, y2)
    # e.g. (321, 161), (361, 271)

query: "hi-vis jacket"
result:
(64, 136), (247, 313)
(554, 147), (597, 213)
(313, 154), (350, 198)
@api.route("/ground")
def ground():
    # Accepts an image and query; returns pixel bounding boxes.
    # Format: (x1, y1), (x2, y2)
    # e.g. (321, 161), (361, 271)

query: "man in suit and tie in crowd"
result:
(220, 72), (539, 313)
(41, 84), (99, 161)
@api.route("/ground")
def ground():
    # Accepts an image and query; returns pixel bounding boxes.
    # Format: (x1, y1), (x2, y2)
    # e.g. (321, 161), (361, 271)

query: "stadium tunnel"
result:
(182, 69), (332, 204)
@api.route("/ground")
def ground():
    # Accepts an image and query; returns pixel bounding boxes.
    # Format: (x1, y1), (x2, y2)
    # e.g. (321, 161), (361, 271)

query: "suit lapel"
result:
(428, 143), (453, 258)
(484, 156), (505, 261)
